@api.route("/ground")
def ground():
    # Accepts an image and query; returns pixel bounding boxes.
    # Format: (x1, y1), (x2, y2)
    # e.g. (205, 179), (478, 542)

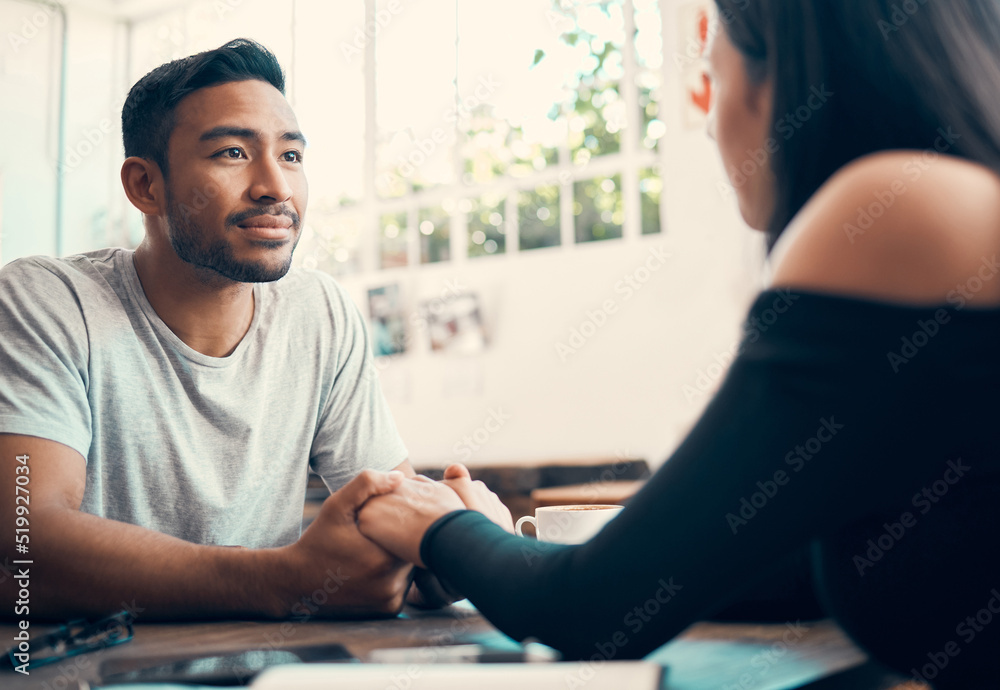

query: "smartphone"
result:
(98, 643), (356, 686)
(367, 642), (560, 664)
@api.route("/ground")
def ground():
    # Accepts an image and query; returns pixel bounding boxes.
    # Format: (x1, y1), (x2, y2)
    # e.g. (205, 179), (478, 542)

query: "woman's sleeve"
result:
(419, 290), (964, 660)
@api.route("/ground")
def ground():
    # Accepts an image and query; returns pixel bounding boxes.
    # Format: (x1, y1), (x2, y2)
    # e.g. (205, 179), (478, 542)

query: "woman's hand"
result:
(439, 464), (515, 533)
(357, 477), (466, 567)
(357, 464), (513, 567)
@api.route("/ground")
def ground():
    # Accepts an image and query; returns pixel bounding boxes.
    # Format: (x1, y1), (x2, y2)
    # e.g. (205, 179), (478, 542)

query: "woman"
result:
(359, 1), (1000, 686)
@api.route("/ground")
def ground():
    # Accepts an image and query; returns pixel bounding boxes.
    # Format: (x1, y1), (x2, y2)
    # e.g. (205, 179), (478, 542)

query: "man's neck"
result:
(132, 240), (256, 358)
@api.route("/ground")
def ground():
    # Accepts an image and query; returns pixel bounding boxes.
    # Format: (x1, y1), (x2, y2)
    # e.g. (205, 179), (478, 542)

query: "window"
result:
(368, 0), (665, 271)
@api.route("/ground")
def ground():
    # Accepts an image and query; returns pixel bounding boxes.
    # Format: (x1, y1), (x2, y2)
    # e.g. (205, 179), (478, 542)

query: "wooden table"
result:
(531, 479), (646, 509)
(0, 607), (926, 690)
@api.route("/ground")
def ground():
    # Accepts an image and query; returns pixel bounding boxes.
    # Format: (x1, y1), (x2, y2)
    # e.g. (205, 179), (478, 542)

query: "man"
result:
(0, 38), (449, 620)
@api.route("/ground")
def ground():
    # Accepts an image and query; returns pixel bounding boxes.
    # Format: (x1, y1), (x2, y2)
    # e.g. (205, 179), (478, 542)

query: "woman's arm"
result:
(361, 289), (968, 660)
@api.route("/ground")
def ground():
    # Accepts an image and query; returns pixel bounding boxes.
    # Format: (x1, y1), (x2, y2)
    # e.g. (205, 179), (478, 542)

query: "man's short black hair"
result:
(121, 38), (285, 177)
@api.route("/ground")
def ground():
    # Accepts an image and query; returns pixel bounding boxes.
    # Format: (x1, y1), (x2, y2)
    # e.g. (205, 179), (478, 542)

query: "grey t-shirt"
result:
(0, 248), (407, 548)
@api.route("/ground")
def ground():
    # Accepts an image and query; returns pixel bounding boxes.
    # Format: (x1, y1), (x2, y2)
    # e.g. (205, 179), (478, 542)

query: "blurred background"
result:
(0, 0), (766, 470)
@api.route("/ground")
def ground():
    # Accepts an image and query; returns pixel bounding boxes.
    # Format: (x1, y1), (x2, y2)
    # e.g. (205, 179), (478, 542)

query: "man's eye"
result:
(216, 147), (246, 159)
(282, 150), (303, 163)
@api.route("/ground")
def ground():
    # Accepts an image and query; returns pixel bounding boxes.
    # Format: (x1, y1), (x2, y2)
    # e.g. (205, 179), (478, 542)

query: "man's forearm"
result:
(2, 506), (287, 621)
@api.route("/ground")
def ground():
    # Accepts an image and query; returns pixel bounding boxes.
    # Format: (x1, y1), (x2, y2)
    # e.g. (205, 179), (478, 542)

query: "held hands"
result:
(277, 469), (414, 617)
(357, 464), (514, 568)
(275, 465), (511, 617)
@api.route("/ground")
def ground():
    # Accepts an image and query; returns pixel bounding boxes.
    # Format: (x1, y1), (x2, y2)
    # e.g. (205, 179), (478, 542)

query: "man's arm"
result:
(0, 434), (411, 620)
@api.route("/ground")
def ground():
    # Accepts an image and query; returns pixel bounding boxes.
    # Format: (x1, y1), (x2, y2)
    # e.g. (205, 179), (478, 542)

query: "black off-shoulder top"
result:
(421, 289), (1000, 689)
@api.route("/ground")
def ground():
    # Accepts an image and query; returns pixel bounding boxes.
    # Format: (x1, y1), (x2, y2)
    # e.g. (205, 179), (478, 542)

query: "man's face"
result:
(162, 79), (308, 283)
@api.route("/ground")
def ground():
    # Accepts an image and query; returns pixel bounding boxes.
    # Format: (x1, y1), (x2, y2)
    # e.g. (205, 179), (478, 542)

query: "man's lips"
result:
(237, 215), (293, 229)
(236, 215), (295, 241)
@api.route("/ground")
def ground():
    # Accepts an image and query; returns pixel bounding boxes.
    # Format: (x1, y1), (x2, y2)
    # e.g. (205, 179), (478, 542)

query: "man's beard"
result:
(165, 193), (301, 284)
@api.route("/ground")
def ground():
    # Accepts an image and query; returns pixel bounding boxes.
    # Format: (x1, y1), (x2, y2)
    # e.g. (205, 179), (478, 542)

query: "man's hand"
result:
(276, 469), (414, 618)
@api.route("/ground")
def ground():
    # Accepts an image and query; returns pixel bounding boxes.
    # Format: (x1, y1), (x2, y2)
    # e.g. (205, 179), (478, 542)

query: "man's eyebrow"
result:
(198, 126), (307, 146)
(199, 126), (259, 142)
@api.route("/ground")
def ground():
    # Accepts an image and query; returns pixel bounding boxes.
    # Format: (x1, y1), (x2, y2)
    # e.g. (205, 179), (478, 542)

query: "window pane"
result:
(419, 206), (451, 264)
(379, 211), (408, 269)
(376, 130), (422, 199)
(518, 185), (561, 251)
(296, 0), (367, 209)
(465, 192), (506, 258)
(507, 129), (560, 179)
(640, 167), (663, 235)
(297, 210), (363, 277)
(376, 0), (457, 196)
(0, 1), (59, 262)
(456, 0), (567, 184)
(635, 0), (665, 151)
(563, 1), (626, 166)
(574, 174), (623, 243)
(462, 121), (509, 185)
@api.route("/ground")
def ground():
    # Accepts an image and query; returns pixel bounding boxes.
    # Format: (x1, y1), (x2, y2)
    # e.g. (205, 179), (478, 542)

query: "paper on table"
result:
(251, 661), (663, 689)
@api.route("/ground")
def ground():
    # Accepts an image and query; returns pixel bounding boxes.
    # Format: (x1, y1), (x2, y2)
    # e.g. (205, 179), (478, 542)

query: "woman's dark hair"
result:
(121, 38), (285, 177)
(714, 0), (1000, 251)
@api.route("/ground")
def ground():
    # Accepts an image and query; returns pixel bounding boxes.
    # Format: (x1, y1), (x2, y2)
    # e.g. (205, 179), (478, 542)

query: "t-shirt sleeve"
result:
(419, 289), (963, 660)
(308, 280), (408, 491)
(0, 258), (92, 458)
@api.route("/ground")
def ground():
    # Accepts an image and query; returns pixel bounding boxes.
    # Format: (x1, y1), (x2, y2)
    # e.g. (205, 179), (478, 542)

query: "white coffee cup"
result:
(514, 504), (624, 544)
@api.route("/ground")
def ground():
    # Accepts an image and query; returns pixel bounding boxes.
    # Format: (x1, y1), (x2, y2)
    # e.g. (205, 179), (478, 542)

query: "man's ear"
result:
(121, 157), (166, 216)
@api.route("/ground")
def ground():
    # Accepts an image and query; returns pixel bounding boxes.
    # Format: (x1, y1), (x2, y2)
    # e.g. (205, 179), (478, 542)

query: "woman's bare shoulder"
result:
(768, 151), (1000, 307)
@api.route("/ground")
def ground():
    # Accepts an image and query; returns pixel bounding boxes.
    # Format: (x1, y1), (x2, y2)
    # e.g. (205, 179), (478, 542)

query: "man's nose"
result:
(249, 156), (293, 203)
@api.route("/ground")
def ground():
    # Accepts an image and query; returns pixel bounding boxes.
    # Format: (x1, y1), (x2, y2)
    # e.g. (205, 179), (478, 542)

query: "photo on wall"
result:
(367, 284), (407, 356)
(423, 292), (488, 355)
(679, 0), (714, 129)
